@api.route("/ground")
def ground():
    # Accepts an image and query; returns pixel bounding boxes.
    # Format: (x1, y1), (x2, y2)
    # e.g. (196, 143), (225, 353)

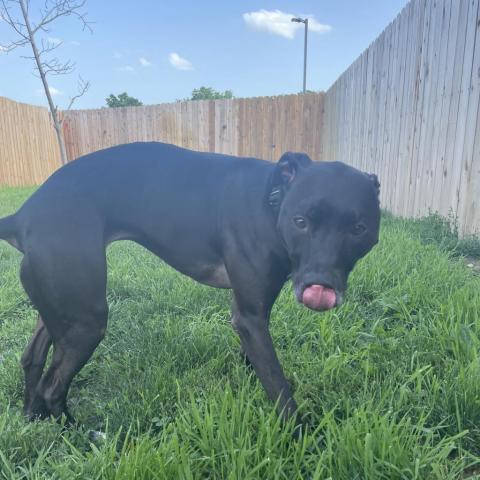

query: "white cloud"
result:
(243, 10), (332, 39)
(139, 57), (152, 67)
(308, 19), (333, 34)
(168, 52), (193, 71)
(71, 40), (81, 46)
(47, 37), (63, 46)
(113, 51), (122, 59)
(117, 65), (134, 72)
(36, 86), (63, 96)
(0, 45), (7, 54)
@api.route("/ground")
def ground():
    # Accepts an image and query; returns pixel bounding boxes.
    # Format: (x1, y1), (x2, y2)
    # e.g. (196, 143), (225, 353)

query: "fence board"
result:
(59, 94), (325, 164)
(0, 97), (61, 186)
(322, 0), (480, 235)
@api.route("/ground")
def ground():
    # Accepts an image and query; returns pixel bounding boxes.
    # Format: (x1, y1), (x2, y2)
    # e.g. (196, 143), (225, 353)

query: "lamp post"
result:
(291, 17), (308, 93)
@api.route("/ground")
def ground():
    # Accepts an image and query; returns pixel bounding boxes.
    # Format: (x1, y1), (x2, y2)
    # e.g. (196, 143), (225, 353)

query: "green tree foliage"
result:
(189, 86), (233, 101)
(106, 92), (143, 107)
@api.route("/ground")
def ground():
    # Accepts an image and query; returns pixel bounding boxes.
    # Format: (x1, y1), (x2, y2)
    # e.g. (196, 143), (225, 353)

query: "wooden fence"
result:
(1, 0), (480, 234)
(322, 0), (480, 235)
(0, 97), (61, 186)
(0, 94), (324, 186)
(61, 93), (324, 163)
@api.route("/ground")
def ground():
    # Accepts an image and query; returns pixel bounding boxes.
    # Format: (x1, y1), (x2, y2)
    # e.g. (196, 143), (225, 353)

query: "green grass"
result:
(1, 186), (480, 479)
(384, 211), (480, 258)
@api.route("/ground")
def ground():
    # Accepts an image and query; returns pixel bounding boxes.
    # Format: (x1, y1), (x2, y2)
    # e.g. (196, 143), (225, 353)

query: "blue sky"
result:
(0, 1), (408, 109)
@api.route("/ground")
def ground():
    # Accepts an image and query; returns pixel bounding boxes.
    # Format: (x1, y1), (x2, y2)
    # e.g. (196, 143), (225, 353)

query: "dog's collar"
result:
(267, 167), (287, 211)
(266, 180), (291, 257)
(267, 184), (290, 256)
(267, 186), (284, 208)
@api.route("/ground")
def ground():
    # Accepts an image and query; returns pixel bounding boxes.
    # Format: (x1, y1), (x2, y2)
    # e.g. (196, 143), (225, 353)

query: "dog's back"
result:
(2, 141), (272, 255)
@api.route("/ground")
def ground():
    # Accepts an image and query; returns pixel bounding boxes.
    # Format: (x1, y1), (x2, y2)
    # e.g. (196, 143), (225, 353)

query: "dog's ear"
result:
(367, 173), (380, 196)
(268, 152), (312, 208)
(277, 152), (312, 185)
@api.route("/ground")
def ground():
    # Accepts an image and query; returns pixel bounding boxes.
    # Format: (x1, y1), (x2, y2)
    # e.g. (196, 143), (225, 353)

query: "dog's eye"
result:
(294, 216), (307, 229)
(351, 223), (367, 235)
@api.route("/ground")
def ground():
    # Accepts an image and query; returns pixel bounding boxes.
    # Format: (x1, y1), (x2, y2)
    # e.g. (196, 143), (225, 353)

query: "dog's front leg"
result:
(231, 303), (298, 421)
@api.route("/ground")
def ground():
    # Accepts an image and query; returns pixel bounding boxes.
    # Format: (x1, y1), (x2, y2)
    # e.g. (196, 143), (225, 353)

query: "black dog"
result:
(0, 142), (380, 425)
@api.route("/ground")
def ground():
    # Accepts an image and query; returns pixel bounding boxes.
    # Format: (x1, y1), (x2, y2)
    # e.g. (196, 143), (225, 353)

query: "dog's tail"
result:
(0, 215), (20, 250)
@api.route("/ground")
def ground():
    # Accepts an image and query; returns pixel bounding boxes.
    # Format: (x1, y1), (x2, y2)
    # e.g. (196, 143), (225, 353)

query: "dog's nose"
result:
(302, 273), (337, 292)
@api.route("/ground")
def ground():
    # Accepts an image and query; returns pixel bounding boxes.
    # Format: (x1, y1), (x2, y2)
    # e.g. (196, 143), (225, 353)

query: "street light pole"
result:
(291, 17), (309, 93)
(303, 18), (308, 93)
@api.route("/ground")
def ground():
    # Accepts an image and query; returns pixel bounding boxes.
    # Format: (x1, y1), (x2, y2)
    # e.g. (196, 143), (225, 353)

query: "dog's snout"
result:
(298, 270), (342, 291)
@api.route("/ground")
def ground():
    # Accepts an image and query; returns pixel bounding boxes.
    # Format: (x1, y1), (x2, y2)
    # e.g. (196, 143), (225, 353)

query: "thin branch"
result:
(15, 37), (63, 57)
(37, 36), (64, 55)
(0, 37), (30, 52)
(32, 0), (93, 35)
(20, 54), (76, 77)
(65, 76), (89, 111)
(0, 0), (28, 39)
(41, 58), (76, 76)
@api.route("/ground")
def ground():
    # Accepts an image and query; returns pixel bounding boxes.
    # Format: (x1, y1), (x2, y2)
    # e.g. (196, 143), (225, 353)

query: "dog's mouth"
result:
(295, 284), (339, 311)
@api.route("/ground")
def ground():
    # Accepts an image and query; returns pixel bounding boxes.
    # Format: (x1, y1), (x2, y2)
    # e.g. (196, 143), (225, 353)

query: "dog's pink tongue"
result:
(302, 285), (336, 311)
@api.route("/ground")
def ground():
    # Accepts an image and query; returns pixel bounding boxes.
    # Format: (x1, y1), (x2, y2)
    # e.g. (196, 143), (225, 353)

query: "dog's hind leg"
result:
(20, 225), (108, 423)
(34, 307), (108, 422)
(21, 315), (52, 418)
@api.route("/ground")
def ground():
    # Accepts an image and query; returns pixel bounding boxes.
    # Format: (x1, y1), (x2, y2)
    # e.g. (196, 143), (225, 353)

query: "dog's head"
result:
(270, 152), (380, 311)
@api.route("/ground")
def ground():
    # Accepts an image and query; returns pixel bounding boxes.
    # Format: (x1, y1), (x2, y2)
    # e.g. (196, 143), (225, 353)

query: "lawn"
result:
(1, 186), (480, 479)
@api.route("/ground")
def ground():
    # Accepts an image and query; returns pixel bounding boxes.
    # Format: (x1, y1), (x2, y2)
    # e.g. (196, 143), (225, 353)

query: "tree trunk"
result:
(19, 0), (68, 165)
(53, 119), (68, 165)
